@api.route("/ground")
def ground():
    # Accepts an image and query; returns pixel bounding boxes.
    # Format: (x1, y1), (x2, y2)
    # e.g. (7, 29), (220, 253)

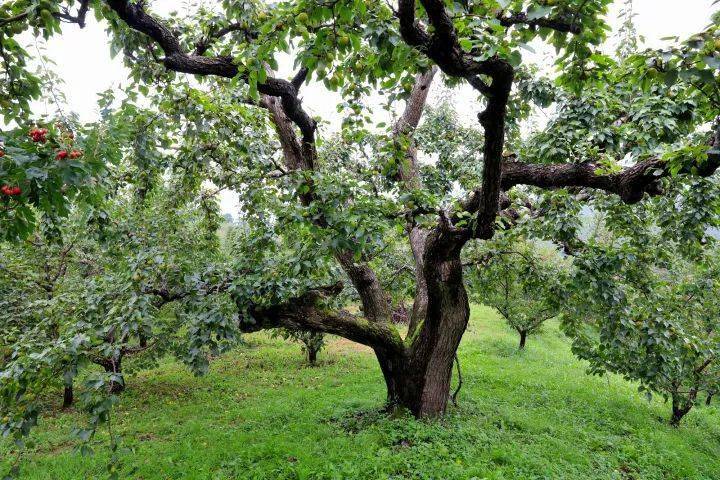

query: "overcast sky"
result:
(26, 0), (718, 214)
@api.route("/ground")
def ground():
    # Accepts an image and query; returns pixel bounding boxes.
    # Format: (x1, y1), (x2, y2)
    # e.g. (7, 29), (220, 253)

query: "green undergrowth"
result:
(3, 305), (720, 479)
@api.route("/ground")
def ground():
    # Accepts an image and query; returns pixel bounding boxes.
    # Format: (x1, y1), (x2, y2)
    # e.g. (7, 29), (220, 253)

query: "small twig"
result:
(451, 353), (463, 406)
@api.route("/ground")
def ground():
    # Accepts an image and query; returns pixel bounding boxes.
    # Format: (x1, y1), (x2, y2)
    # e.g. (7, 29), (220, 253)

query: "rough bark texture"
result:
(405, 225), (471, 417)
(393, 68), (437, 338)
(406, 226), (429, 337)
(242, 285), (404, 353)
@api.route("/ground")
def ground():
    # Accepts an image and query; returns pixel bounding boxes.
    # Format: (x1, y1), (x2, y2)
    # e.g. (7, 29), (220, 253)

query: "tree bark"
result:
(376, 348), (458, 418)
(669, 391), (696, 427)
(519, 330), (527, 350)
(670, 402), (691, 427)
(307, 347), (317, 365)
(62, 382), (74, 409)
(393, 68), (436, 337)
(407, 226), (429, 337)
(99, 356), (125, 394)
(404, 228), (471, 417)
(379, 325), (466, 418)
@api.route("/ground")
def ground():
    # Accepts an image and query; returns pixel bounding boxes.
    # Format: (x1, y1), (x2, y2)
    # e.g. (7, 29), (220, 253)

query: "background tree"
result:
(564, 242), (720, 426)
(272, 329), (326, 365)
(466, 239), (567, 349)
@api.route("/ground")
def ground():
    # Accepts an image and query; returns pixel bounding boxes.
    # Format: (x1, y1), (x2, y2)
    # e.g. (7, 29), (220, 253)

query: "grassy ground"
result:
(3, 305), (720, 479)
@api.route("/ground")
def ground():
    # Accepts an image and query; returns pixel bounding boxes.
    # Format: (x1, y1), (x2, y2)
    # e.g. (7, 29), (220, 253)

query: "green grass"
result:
(3, 305), (720, 479)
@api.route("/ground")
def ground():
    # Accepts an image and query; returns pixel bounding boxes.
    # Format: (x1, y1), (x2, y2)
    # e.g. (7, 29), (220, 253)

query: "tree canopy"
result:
(1, 1), (720, 475)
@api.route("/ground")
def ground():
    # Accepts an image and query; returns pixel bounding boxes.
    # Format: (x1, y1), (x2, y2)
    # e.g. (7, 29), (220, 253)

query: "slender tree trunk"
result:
(103, 356), (125, 394)
(62, 382), (74, 409)
(519, 330), (527, 350)
(669, 391), (695, 427)
(670, 402), (691, 427)
(307, 345), (318, 365)
(407, 227), (429, 338)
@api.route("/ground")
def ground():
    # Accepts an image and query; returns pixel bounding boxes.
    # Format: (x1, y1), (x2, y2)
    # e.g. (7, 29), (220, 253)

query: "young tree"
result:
(466, 240), (566, 349)
(273, 329), (326, 365)
(1, 0), (719, 423)
(564, 244), (720, 426)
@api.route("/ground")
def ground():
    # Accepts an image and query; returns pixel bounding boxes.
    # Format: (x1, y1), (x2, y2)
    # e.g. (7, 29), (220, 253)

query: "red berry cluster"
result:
(29, 127), (48, 143)
(55, 149), (83, 160)
(0, 185), (21, 196)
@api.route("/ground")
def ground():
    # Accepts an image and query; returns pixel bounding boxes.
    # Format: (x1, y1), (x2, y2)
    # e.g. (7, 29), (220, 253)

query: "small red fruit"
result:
(56, 150), (69, 160)
(1, 185), (20, 196)
(0, 150), (5, 158)
(29, 127), (48, 143)
(69, 150), (82, 159)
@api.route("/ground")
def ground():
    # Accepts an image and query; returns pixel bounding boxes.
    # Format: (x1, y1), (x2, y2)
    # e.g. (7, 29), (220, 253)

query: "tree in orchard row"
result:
(563, 201), (720, 426)
(0, 96), (241, 419)
(465, 237), (567, 350)
(1, 0), (719, 418)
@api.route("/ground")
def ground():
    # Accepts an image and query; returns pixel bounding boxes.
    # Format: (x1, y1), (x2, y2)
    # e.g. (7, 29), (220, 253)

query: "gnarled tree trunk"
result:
(398, 230), (470, 417)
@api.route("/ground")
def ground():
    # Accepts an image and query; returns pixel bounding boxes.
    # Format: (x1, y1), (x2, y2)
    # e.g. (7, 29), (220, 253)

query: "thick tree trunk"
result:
(406, 228), (470, 417)
(382, 232), (470, 418)
(378, 342), (463, 418)
(519, 330), (527, 349)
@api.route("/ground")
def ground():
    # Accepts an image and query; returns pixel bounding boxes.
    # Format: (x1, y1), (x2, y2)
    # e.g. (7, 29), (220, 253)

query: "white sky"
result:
(23, 0), (718, 214)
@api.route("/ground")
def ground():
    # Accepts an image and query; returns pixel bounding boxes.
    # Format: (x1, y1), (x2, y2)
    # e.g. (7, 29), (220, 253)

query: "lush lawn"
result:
(3, 305), (720, 479)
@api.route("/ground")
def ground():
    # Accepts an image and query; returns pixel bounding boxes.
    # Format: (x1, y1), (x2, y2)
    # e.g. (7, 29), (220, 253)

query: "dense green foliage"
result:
(466, 239), (567, 349)
(1, 0), (720, 476)
(563, 211), (720, 425)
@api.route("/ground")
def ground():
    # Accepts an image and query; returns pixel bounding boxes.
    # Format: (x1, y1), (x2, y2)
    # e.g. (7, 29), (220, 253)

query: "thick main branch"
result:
(242, 286), (405, 354)
(500, 144), (720, 204)
(105, 0), (316, 142)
